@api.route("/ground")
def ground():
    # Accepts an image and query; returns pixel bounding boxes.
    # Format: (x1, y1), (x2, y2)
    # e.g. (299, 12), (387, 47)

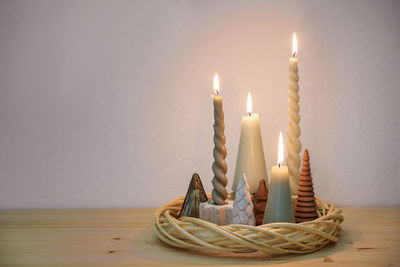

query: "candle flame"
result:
(247, 92), (252, 116)
(278, 131), (284, 167)
(292, 32), (297, 57)
(213, 73), (220, 95)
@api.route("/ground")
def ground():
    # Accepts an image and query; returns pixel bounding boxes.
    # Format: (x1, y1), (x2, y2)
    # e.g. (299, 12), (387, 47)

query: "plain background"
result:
(0, 0), (399, 209)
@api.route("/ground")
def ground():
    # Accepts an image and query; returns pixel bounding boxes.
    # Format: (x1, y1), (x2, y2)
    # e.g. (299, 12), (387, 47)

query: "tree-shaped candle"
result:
(295, 149), (318, 223)
(211, 73), (228, 205)
(287, 32), (302, 195)
(179, 173), (208, 218)
(232, 173), (255, 225)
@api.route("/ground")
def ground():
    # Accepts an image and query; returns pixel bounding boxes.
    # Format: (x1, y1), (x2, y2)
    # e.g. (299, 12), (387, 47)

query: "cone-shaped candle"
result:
(263, 132), (295, 224)
(232, 173), (256, 225)
(179, 173), (208, 218)
(295, 149), (318, 223)
(233, 92), (268, 194)
(253, 179), (268, 226)
(211, 73), (228, 205)
(287, 33), (302, 195)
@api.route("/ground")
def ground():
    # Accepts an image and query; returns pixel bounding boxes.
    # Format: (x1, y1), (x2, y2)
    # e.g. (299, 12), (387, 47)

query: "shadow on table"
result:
(133, 226), (360, 265)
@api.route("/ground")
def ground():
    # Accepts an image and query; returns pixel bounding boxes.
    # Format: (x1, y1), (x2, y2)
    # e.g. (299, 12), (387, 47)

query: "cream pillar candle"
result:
(287, 32), (301, 195)
(232, 93), (268, 194)
(263, 132), (295, 224)
(211, 73), (228, 205)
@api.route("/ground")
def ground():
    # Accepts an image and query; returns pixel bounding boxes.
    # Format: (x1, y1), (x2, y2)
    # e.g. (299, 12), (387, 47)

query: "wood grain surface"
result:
(0, 207), (399, 266)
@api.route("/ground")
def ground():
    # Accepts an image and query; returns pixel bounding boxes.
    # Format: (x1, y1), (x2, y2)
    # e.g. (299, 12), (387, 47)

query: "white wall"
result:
(0, 0), (399, 209)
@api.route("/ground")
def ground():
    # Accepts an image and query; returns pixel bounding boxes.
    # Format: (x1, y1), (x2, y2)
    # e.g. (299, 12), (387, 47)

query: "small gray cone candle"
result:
(295, 149), (318, 223)
(178, 173), (208, 218)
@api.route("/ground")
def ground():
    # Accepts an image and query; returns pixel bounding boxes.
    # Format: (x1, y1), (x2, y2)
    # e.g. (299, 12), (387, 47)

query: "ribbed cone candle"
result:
(253, 179), (268, 226)
(179, 173), (208, 218)
(295, 149), (318, 223)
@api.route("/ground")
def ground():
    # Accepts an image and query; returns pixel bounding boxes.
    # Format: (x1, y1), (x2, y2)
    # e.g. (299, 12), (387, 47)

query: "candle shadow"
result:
(133, 225), (360, 265)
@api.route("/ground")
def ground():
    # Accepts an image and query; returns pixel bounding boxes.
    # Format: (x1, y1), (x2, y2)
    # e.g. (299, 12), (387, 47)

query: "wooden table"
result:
(0, 207), (399, 266)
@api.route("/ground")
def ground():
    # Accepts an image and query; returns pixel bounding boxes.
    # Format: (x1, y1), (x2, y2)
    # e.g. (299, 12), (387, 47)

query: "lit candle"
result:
(263, 132), (295, 224)
(211, 73), (228, 205)
(287, 32), (302, 195)
(232, 92), (268, 194)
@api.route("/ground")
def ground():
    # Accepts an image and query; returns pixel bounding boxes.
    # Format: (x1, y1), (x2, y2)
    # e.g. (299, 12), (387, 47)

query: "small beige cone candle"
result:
(295, 149), (318, 223)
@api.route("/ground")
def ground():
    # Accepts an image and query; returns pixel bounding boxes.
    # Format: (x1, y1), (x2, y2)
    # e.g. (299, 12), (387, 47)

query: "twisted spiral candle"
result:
(211, 95), (228, 205)
(287, 56), (301, 195)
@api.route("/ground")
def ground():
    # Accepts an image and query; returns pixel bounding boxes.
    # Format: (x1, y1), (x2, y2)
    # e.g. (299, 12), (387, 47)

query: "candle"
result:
(287, 32), (302, 195)
(232, 92), (268, 194)
(263, 132), (295, 224)
(211, 73), (228, 205)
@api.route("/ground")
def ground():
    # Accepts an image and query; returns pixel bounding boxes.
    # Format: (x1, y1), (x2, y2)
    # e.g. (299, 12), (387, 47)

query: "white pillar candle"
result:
(232, 93), (268, 194)
(287, 32), (302, 195)
(263, 132), (295, 224)
(211, 73), (228, 205)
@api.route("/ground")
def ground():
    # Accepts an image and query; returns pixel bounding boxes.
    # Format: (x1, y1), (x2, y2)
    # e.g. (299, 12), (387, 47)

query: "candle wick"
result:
(278, 162), (281, 168)
(248, 112), (251, 116)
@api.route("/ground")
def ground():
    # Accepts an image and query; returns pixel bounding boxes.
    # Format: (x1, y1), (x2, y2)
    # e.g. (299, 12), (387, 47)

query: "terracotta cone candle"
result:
(295, 149), (318, 223)
(179, 173), (208, 218)
(232, 173), (255, 226)
(253, 179), (268, 226)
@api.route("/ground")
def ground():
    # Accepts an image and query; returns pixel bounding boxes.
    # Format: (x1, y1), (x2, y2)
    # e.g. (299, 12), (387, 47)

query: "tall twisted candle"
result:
(211, 74), (228, 205)
(287, 33), (301, 195)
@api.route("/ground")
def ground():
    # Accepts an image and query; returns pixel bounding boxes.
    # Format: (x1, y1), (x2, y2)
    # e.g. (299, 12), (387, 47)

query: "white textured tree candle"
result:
(211, 73), (228, 205)
(263, 132), (295, 224)
(233, 93), (268, 194)
(287, 33), (302, 195)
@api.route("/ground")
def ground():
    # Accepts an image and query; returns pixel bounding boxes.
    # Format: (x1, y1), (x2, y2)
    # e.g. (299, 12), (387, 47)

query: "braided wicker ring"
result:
(152, 194), (343, 255)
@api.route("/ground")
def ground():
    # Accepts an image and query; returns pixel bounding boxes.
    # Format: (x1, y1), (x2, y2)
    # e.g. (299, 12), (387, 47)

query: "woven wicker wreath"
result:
(152, 194), (344, 255)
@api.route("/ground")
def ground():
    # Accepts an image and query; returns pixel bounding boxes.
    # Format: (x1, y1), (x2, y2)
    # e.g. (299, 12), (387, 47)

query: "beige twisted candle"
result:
(211, 74), (228, 205)
(287, 33), (301, 195)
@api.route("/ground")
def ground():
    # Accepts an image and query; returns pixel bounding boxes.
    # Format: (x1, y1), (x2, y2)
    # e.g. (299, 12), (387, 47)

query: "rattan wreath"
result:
(152, 194), (344, 255)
